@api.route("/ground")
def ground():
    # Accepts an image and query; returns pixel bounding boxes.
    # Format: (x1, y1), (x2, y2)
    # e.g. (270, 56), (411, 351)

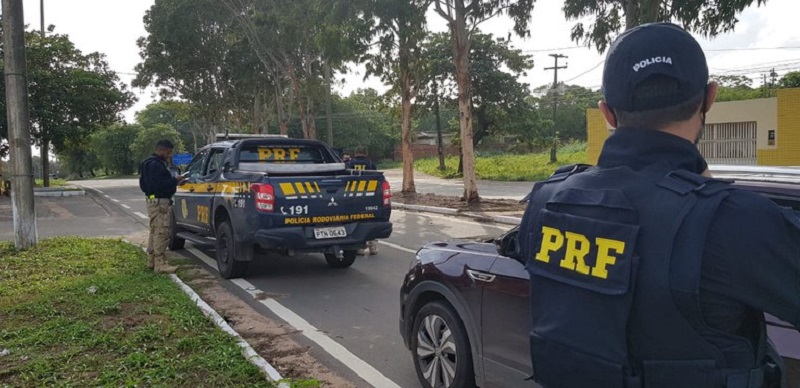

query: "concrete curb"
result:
(124, 241), (286, 385)
(169, 274), (287, 385)
(393, 202), (521, 226)
(33, 187), (85, 197)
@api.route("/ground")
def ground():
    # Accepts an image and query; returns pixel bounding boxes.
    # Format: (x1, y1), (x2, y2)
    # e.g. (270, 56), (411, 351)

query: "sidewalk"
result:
(381, 169), (533, 201)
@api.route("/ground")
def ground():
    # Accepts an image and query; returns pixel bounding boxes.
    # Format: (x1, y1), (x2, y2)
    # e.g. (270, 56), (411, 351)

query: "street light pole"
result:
(3, 0), (39, 249)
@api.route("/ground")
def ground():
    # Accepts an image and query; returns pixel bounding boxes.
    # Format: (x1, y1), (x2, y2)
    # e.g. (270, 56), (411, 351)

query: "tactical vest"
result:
(521, 163), (776, 388)
(138, 156), (160, 196)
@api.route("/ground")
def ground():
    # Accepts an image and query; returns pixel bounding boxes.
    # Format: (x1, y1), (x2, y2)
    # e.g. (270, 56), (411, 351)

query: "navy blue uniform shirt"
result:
(599, 128), (800, 346)
(347, 156), (377, 171)
(139, 154), (179, 199)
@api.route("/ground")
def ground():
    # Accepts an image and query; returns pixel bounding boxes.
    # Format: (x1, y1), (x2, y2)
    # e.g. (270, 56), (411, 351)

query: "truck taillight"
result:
(382, 181), (392, 207)
(251, 183), (275, 212)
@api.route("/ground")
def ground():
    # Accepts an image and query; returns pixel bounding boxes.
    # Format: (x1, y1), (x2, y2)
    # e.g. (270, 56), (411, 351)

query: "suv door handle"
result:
(467, 269), (496, 283)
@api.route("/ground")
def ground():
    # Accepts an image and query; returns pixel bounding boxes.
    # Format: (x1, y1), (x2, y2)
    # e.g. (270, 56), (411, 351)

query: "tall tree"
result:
(365, 0), (430, 193)
(710, 74), (764, 101)
(564, 0), (769, 51)
(420, 32), (544, 168)
(0, 28), (134, 186)
(91, 124), (141, 175)
(779, 71), (800, 89)
(135, 0), (239, 144)
(432, 0), (536, 202)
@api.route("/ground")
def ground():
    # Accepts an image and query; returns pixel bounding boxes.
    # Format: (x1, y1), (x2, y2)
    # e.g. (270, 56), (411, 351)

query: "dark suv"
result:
(399, 171), (800, 388)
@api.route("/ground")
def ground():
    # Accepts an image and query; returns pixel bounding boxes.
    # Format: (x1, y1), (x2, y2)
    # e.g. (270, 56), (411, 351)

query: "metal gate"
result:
(697, 121), (757, 165)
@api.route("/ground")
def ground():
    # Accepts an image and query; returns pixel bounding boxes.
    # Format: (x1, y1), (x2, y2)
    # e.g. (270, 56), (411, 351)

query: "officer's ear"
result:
(704, 82), (718, 113)
(599, 101), (618, 128)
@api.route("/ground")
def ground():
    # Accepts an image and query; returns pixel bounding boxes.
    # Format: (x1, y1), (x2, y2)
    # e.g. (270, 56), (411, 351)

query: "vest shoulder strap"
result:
(544, 163), (593, 183)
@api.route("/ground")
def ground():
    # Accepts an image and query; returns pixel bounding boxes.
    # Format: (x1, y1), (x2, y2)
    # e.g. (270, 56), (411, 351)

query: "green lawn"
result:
(0, 237), (280, 387)
(34, 178), (68, 187)
(415, 142), (588, 181)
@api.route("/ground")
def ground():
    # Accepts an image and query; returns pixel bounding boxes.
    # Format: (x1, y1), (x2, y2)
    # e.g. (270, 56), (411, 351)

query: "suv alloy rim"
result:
(416, 314), (457, 387)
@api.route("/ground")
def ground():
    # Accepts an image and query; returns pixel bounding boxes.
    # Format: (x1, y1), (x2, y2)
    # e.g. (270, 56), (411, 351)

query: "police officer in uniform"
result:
(347, 146), (379, 255)
(139, 140), (185, 273)
(519, 23), (800, 388)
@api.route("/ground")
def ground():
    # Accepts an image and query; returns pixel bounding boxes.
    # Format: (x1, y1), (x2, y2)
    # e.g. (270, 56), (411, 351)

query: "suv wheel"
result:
(168, 211), (185, 251)
(324, 250), (357, 269)
(215, 220), (249, 279)
(411, 301), (475, 388)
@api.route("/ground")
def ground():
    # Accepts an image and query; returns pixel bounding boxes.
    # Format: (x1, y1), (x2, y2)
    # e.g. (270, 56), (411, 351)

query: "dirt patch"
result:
(394, 192), (526, 214)
(180, 265), (355, 387)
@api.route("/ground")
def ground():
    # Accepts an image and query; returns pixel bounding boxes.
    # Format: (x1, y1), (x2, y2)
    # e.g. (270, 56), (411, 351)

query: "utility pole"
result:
(545, 54), (567, 163)
(4, 0), (39, 249)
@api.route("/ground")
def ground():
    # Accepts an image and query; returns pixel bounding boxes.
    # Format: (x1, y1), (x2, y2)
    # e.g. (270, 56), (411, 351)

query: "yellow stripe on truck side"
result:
(367, 181), (378, 192)
(280, 183), (296, 196)
(295, 182), (307, 194)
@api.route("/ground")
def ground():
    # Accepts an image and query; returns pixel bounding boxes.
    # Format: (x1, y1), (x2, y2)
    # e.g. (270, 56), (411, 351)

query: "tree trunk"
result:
(274, 76), (289, 135)
(639, 0), (660, 24)
(307, 95), (317, 140)
(434, 79), (445, 171)
(324, 62), (334, 145)
(41, 138), (49, 187)
(400, 56), (416, 194)
(253, 87), (262, 134)
(625, 0), (639, 29)
(287, 65), (310, 138)
(452, 0), (479, 202)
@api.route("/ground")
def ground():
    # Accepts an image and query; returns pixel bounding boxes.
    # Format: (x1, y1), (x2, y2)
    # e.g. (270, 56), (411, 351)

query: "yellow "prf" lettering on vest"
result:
(535, 226), (626, 280)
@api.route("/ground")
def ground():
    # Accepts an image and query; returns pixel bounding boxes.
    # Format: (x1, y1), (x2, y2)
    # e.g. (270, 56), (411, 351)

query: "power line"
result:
(706, 46), (800, 52)
(564, 60), (604, 83)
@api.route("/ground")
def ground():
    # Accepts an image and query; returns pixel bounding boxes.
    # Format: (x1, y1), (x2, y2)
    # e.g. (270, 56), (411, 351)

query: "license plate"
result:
(314, 226), (347, 239)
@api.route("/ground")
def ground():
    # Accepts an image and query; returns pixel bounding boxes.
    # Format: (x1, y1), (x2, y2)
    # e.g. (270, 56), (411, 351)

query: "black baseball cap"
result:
(602, 22), (708, 112)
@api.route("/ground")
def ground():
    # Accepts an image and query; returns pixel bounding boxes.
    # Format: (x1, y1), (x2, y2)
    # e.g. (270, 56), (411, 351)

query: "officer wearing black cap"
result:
(519, 23), (800, 388)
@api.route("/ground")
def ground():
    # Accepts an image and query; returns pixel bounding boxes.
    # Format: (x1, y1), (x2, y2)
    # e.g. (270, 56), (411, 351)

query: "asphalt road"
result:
(72, 179), (514, 388)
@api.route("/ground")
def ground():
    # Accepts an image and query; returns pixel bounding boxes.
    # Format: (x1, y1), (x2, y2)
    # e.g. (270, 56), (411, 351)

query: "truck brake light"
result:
(382, 181), (392, 207)
(251, 183), (275, 212)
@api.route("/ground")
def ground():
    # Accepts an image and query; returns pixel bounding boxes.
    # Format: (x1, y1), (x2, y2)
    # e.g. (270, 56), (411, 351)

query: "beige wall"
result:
(706, 98), (777, 150)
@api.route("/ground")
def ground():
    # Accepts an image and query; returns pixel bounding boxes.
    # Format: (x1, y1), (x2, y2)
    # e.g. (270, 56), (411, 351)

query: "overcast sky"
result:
(21, 0), (800, 122)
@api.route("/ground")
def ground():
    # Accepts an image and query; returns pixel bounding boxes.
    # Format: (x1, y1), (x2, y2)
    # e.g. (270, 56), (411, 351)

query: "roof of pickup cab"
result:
(202, 138), (331, 150)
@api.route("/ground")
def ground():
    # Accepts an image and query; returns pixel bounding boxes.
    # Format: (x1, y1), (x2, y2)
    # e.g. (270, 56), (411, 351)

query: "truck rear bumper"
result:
(253, 221), (392, 252)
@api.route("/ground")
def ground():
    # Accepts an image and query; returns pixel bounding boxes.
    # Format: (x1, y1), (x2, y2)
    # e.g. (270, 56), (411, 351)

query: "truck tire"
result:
(168, 212), (185, 251)
(215, 220), (249, 279)
(324, 250), (357, 269)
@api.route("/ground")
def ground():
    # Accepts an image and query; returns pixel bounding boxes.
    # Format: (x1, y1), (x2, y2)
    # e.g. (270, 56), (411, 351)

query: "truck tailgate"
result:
(269, 175), (388, 226)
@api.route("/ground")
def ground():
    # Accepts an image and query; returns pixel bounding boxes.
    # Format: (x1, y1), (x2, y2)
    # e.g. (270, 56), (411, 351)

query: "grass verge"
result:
(0, 237), (280, 387)
(415, 142), (588, 181)
(34, 179), (68, 188)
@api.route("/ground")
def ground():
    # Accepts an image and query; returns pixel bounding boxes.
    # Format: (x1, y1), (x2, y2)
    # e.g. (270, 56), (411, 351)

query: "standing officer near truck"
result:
(139, 139), (185, 273)
(347, 146), (379, 255)
(519, 23), (800, 387)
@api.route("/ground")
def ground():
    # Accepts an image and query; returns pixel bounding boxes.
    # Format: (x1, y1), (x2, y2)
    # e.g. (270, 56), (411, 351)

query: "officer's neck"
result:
(654, 113), (703, 145)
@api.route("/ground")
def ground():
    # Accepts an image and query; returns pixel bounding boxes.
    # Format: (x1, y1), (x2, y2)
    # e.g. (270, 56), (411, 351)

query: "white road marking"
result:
(103, 194), (111, 198)
(95, 190), (104, 194)
(378, 241), (417, 255)
(121, 204), (131, 209)
(186, 247), (218, 269)
(184, 247), (400, 388)
(228, 277), (402, 388)
(133, 211), (148, 219)
(111, 198), (120, 203)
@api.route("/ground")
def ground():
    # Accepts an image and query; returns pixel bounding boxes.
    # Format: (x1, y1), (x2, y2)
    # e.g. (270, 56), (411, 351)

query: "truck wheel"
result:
(324, 250), (357, 269)
(215, 221), (249, 279)
(168, 212), (185, 251)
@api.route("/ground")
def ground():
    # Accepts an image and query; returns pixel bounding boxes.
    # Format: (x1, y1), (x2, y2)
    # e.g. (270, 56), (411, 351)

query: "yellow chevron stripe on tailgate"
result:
(367, 180), (378, 192)
(280, 182), (296, 196)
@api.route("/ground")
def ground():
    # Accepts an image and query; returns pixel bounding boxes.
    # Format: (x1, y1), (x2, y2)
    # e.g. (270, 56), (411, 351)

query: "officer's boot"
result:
(368, 240), (379, 255)
(155, 257), (177, 274)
